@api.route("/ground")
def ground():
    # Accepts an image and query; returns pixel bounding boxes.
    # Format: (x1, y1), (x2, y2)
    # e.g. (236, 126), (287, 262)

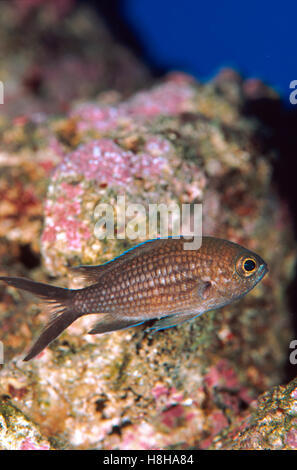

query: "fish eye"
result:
(243, 258), (256, 273)
(235, 255), (258, 277)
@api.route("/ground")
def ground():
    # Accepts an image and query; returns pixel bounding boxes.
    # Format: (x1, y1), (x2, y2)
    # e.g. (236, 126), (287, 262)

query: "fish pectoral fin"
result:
(197, 280), (212, 300)
(88, 315), (145, 334)
(173, 268), (212, 298)
(148, 313), (198, 332)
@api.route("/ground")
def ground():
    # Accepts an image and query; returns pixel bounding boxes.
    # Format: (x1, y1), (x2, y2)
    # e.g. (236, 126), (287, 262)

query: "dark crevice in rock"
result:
(243, 97), (297, 383)
(18, 244), (41, 270)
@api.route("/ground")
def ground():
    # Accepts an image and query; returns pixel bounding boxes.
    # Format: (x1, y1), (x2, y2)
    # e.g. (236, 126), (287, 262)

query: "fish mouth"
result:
(258, 262), (268, 279)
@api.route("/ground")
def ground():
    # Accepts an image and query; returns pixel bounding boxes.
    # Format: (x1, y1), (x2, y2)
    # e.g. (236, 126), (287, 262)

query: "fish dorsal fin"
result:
(70, 238), (170, 283)
(69, 265), (108, 283)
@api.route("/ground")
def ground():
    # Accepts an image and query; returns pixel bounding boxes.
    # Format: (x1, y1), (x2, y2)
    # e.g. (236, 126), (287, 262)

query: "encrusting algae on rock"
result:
(0, 398), (51, 450)
(211, 376), (297, 450)
(0, 69), (293, 448)
(0, 236), (268, 360)
(0, 70), (294, 448)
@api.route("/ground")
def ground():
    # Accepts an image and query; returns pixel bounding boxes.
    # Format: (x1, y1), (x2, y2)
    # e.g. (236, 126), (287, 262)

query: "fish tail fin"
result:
(23, 308), (79, 361)
(0, 276), (80, 361)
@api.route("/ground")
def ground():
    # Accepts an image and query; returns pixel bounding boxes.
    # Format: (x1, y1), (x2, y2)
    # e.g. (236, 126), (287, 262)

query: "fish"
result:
(0, 236), (268, 361)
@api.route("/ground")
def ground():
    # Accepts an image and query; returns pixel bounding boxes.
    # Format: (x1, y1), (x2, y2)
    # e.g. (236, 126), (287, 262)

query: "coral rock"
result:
(0, 398), (51, 450)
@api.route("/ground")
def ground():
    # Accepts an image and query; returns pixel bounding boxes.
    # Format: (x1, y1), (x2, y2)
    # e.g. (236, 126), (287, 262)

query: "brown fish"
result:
(0, 236), (267, 361)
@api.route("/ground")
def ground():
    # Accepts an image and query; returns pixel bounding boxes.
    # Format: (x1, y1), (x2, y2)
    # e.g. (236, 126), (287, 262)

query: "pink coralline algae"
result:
(20, 438), (50, 450)
(150, 383), (230, 445)
(285, 428), (297, 449)
(55, 138), (168, 185)
(71, 78), (196, 133)
(160, 404), (185, 429)
(42, 182), (91, 251)
(204, 359), (240, 390)
(41, 133), (179, 270)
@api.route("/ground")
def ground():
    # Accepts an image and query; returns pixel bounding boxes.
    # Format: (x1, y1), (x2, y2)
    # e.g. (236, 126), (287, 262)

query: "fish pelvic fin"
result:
(0, 276), (80, 361)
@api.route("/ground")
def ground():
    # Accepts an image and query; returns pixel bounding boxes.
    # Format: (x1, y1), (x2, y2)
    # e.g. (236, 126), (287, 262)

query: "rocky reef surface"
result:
(212, 377), (297, 450)
(0, 0), (150, 118)
(0, 1), (296, 450)
(0, 398), (51, 450)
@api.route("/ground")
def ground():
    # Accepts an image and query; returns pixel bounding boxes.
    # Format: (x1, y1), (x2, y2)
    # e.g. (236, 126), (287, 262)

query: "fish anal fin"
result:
(148, 312), (199, 332)
(88, 315), (145, 334)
